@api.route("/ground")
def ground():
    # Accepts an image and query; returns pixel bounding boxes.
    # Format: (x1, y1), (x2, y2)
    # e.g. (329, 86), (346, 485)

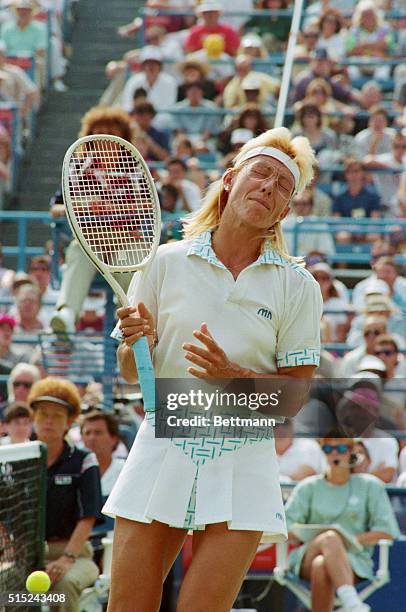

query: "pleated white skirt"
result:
(103, 419), (287, 543)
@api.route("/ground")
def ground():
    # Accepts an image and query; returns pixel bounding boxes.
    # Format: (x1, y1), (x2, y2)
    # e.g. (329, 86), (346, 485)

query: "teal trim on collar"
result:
(186, 231), (289, 270)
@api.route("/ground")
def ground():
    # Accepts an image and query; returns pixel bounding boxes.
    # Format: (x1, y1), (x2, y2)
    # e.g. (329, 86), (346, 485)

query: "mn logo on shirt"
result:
(257, 308), (272, 320)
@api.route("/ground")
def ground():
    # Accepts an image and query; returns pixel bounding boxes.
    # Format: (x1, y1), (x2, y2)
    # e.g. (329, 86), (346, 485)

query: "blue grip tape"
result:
(133, 336), (155, 411)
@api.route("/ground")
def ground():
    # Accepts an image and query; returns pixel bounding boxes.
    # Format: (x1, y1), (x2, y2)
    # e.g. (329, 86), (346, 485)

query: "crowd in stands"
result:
(0, 0), (72, 207)
(0, 0), (406, 609)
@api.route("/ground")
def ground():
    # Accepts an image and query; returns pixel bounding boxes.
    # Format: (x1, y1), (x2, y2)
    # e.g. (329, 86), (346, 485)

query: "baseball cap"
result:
(241, 33), (262, 49)
(0, 314), (16, 329)
(138, 46), (163, 64)
(241, 75), (261, 91)
(357, 355), (386, 374)
(196, 2), (223, 13)
(13, 0), (36, 8)
(230, 128), (254, 145)
(364, 279), (390, 296)
(309, 262), (333, 276)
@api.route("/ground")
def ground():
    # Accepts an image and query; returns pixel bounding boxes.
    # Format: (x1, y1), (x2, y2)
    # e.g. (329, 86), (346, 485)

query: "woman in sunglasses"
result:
(285, 429), (399, 612)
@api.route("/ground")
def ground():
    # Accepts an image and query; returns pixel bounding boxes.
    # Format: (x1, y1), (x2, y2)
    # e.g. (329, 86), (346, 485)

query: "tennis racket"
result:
(62, 134), (161, 411)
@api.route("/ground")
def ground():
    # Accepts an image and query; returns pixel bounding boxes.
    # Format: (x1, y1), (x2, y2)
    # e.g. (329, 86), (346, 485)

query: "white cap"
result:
(196, 2), (223, 12)
(241, 33), (262, 48)
(241, 75), (261, 90)
(13, 0), (35, 8)
(364, 278), (390, 296)
(231, 128), (254, 145)
(357, 355), (386, 373)
(139, 46), (163, 64)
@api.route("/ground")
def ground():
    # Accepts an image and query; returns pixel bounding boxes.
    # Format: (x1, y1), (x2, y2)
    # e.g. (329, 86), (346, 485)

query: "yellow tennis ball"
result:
(25, 570), (51, 593)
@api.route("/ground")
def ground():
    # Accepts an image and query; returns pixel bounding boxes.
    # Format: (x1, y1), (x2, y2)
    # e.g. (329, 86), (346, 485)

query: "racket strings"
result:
(68, 140), (156, 268)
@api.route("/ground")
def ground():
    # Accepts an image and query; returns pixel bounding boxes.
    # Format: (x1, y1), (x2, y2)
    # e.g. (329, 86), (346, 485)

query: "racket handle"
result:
(132, 336), (155, 411)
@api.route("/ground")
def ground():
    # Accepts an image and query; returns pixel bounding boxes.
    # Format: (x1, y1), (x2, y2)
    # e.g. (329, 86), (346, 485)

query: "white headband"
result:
(236, 146), (300, 193)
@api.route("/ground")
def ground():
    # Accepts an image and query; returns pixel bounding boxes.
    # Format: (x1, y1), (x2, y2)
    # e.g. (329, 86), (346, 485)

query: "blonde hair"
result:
(353, 0), (383, 28)
(183, 127), (316, 262)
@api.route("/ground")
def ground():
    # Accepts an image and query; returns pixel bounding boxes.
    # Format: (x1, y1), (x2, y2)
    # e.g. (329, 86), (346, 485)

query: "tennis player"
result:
(103, 127), (323, 611)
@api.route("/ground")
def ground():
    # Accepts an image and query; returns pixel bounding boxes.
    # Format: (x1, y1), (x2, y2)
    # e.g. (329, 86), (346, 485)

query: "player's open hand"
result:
(183, 323), (246, 379)
(117, 302), (155, 349)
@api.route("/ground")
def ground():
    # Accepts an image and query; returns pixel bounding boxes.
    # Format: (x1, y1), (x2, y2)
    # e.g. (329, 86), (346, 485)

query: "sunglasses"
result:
(364, 329), (383, 337)
(322, 444), (350, 454)
(35, 408), (67, 421)
(13, 381), (33, 388)
(375, 349), (396, 357)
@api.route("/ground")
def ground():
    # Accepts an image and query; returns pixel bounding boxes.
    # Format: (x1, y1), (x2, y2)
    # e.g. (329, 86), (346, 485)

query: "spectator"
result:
(1, 0), (47, 85)
(219, 104), (269, 155)
(345, 0), (396, 81)
(332, 158), (381, 218)
(50, 106), (135, 334)
(245, 0), (291, 53)
(188, 34), (235, 82)
(28, 377), (102, 611)
(293, 23), (320, 76)
(166, 81), (222, 139)
(80, 410), (125, 499)
(239, 75), (275, 114)
(0, 313), (29, 371)
(354, 81), (383, 132)
(222, 54), (279, 110)
(351, 248), (402, 310)
(336, 382), (399, 482)
(219, 127), (253, 168)
(120, 46), (177, 114)
(28, 255), (58, 327)
(13, 284), (43, 342)
(176, 56), (217, 102)
(354, 106), (396, 157)
(292, 48), (355, 105)
(282, 192), (335, 257)
(316, 7), (347, 61)
(237, 32), (269, 59)
(285, 431), (399, 612)
(340, 315), (387, 377)
(347, 292), (406, 349)
(274, 419), (325, 481)
(374, 334), (406, 427)
(157, 158), (202, 212)
(130, 101), (170, 162)
(301, 78), (355, 122)
(363, 132), (406, 215)
(7, 362), (41, 403)
(0, 400), (33, 445)
(310, 262), (351, 342)
(292, 103), (337, 155)
(184, 2), (240, 56)
(0, 39), (38, 116)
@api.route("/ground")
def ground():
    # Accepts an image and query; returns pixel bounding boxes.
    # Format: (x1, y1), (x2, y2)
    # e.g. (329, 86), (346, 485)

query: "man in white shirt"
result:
(363, 132), (406, 214)
(80, 411), (125, 498)
(120, 46), (177, 114)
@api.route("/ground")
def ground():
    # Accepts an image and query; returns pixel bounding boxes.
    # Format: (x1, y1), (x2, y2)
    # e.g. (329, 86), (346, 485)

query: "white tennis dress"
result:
(103, 232), (322, 541)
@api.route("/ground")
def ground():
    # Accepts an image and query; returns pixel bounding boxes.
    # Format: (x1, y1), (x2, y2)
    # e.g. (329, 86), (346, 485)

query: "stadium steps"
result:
(2, 0), (138, 251)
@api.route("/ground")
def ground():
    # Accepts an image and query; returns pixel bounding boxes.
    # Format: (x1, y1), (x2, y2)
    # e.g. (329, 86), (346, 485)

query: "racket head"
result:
(62, 134), (161, 275)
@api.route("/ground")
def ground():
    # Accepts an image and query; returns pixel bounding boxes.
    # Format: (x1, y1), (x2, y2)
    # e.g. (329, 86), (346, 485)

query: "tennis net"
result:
(0, 441), (47, 611)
